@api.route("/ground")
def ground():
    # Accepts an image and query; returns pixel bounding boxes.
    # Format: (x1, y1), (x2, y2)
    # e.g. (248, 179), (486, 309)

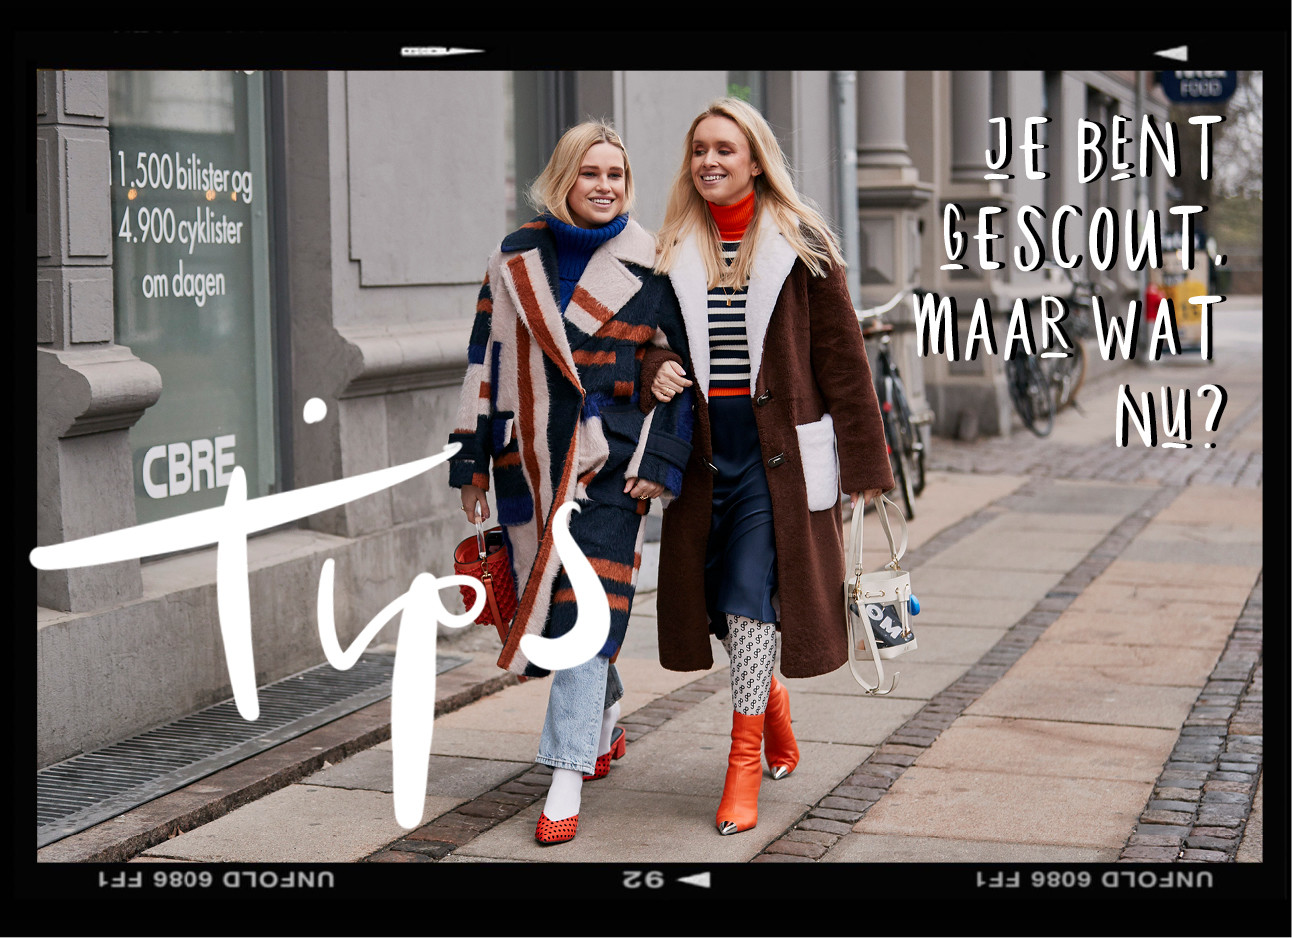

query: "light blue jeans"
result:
(535, 655), (624, 776)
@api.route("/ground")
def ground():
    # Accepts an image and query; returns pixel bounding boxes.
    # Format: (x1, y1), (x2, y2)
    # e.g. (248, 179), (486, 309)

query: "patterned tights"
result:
(720, 613), (779, 715)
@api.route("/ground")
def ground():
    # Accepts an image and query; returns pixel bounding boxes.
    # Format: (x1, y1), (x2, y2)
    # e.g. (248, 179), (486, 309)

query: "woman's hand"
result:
(651, 359), (693, 403)
(624, 477), (665, 500)
(849, 488), (884, 510)
(461, 484), (489, 522)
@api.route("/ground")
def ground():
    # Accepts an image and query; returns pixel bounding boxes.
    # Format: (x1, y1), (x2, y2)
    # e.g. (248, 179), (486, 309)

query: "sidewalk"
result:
(38, 301), (1266, 876)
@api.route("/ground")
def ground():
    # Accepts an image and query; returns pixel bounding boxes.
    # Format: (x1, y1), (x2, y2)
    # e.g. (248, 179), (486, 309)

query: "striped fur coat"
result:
(449, 217), (693, 675)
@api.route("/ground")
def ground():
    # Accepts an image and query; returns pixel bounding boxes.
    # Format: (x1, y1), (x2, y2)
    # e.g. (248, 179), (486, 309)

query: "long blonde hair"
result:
(527, 121), (635, 227)
(654, 98), (844, 287)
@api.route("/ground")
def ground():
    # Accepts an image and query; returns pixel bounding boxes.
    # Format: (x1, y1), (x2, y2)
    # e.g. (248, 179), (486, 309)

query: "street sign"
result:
(1158, 71), (1238, 103)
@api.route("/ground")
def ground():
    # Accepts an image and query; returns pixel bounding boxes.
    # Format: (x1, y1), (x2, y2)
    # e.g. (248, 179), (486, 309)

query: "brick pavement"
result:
(1119, 576), (1263, 862)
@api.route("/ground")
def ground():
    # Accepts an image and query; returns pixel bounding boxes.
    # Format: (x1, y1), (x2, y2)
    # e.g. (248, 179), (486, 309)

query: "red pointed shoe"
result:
(583, 726), (626, 781)
(535, 812), (579, 845)
(763, 677), (800, 780)
(716, 711), (765, 835)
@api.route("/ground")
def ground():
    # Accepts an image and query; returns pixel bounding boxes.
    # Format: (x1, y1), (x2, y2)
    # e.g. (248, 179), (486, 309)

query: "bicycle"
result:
(1006, 266), (1097, 436)
(859, 292), (929, 520)
(1038, 268), (1095, 415)
(1005, 349), (1054, 437)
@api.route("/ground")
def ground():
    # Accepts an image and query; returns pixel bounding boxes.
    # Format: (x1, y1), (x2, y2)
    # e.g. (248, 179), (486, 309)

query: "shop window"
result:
(108, 71), (278, 525)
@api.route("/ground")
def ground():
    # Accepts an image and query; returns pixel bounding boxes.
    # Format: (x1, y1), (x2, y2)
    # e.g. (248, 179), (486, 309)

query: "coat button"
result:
(767, 453), (785, 468)
(755, 390), (772, 406)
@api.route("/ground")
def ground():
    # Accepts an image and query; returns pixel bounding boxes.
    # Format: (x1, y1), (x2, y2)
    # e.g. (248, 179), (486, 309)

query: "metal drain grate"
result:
(37, 652), (469, 848)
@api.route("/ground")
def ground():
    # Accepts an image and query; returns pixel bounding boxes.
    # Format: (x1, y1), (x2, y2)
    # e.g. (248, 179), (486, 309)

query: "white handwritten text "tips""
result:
(32, 444), (613, 829)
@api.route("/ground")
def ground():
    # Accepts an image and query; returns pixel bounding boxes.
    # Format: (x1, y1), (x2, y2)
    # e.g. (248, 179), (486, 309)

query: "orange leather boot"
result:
(763, 677), (800, 780)
(716, 711), (765, 835)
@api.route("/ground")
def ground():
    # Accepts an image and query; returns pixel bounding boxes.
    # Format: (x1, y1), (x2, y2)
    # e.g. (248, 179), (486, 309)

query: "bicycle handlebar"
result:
(855, 289), (908, 322)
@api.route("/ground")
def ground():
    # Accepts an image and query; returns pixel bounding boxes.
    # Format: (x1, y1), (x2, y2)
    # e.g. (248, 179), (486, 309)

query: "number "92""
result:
(623, 870), (665, 889)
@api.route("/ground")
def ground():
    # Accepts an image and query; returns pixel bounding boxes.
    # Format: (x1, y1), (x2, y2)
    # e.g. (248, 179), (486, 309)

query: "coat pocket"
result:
(597, 403), (647, 473)
(795, 413), (840, 511)
(491, 412), (534, 525)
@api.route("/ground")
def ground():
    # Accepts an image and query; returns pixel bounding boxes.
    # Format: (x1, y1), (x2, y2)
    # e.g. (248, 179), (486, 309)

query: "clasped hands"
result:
(649, 359), (882, 510)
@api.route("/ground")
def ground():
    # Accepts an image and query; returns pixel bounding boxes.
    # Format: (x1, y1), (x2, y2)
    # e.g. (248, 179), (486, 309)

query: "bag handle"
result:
(849, 492), (909, 581)
(480, 576), (509, 644)
(467, 512), (510, 644)
(874, 493), (908, 566)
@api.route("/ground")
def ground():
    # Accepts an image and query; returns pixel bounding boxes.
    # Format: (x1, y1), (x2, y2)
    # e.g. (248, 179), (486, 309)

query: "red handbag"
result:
(452, 520), (518, 644)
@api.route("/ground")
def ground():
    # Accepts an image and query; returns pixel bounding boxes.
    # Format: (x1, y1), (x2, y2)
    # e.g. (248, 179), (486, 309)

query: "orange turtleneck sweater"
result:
(707, 189), (756, 240)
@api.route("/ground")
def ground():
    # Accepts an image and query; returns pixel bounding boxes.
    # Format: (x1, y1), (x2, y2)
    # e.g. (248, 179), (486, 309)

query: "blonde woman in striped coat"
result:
(449, 122), (693, 845)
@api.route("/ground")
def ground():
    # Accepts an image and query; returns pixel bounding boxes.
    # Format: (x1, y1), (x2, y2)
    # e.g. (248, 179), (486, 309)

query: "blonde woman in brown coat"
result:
(642, 97), (894, 836)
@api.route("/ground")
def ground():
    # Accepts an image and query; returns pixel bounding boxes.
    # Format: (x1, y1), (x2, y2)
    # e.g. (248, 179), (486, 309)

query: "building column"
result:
(918, 71), (1014, 438)
(855, 70), (935, 431)
(950, 71), (993, 183)
(36, 70), (161, 612)
(858, 71), (915, 173)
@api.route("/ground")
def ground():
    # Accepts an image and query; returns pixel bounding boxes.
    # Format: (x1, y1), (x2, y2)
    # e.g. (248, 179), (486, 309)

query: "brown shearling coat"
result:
(650, 217), (894, 678)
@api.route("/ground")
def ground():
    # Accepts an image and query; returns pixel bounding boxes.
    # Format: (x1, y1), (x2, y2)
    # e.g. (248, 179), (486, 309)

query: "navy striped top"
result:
(708, 239), (751, 397)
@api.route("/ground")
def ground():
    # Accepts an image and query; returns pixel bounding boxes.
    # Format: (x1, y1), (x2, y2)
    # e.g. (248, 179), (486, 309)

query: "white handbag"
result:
(844, 493), (918, 696)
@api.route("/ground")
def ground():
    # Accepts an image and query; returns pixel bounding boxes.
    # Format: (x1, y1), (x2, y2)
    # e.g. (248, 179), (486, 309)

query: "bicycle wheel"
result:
(1046, 354), (1076, 410)
(1024, 356), (1054, 435)
(1008, 355), (1054, 437)
(888, 375), (926, 495)
(884, 412), (917, 520)
(1065, 339), (1087, 407)
(1046, 340), (1087, 412)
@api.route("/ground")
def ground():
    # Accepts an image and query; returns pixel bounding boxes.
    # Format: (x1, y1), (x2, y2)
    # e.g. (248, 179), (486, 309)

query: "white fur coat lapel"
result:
(670, 210), (799, 397)
(744, 213), (799, 389)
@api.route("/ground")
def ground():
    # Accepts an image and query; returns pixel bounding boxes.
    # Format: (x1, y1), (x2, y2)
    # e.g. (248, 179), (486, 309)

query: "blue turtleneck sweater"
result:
(546, 213), (628, 312)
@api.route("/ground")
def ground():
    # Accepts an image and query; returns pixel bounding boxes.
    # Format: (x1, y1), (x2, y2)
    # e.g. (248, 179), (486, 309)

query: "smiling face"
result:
(566, 141), (627, 228)
(690, 115), (762, 207)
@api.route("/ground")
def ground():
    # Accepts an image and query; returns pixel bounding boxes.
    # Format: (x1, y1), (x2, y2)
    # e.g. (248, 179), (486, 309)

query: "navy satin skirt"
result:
(705, 394), (779, 631)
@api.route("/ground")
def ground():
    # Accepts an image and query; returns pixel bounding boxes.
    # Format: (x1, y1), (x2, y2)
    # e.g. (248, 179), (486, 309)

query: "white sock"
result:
(543, 768), (583, 821)
(597, 701), (621, 756)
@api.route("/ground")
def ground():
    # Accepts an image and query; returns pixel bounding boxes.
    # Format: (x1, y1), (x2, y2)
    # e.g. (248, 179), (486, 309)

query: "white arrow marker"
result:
(400, 46), (485, 57)
(1155, 45), (1188, 62)
(677, 871), (711, 888)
